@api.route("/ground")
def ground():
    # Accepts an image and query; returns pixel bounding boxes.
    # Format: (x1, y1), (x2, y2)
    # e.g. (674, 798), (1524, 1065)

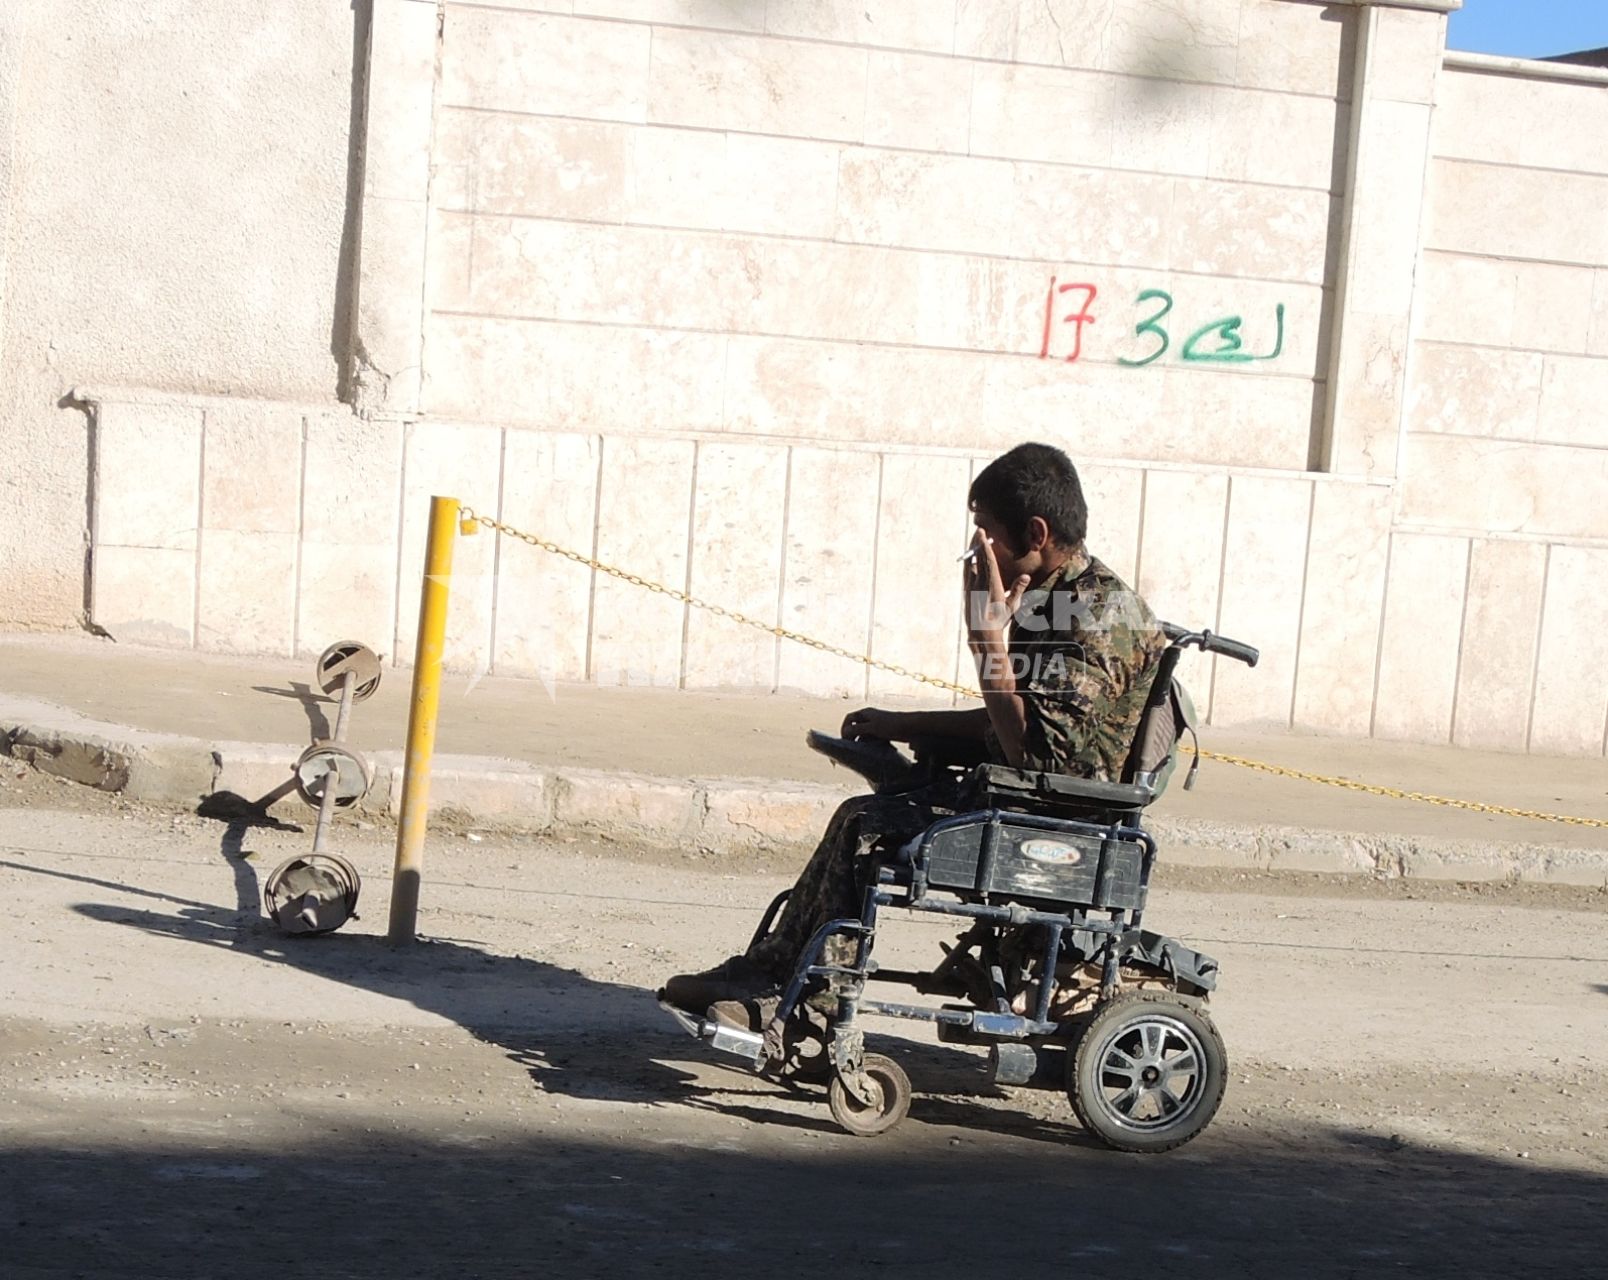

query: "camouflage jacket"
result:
(983, 550), (1167, 782)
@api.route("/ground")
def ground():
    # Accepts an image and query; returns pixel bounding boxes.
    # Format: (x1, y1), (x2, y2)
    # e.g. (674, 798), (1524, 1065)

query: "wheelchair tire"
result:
(1068, 991), (1226, 1154)
(828, 1053), (911, 1137)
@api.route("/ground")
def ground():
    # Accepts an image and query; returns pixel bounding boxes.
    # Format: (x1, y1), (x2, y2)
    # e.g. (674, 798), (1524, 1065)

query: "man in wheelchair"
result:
(662, 442), (1169, 1027)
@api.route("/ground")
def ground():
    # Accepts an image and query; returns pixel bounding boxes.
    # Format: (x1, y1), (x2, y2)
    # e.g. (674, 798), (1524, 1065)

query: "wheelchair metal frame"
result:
(662, 625), (1256, 1144)
(665, 803), (1177, 1073)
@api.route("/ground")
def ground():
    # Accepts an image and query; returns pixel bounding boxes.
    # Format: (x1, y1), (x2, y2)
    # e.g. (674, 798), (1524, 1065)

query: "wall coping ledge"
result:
(1282, 0), (1461, 13)
(70, 386), (353, 420)
(1443, 50), (1608, 87)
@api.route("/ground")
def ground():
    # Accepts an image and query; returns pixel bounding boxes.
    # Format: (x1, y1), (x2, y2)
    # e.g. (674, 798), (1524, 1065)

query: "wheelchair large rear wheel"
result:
(1068, 991), (1226, 1154)
(828, 1053), (912, 1137)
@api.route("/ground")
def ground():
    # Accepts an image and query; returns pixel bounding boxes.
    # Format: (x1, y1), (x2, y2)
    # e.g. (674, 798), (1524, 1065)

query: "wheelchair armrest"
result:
(967, 763), (1155, 813)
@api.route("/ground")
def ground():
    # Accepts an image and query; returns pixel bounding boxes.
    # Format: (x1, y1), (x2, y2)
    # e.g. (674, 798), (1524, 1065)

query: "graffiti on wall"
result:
(1039, 278), (1287, 368)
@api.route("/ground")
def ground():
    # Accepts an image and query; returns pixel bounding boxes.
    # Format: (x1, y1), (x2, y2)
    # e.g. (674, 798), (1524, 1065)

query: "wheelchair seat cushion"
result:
(968, 763), (1154, 815)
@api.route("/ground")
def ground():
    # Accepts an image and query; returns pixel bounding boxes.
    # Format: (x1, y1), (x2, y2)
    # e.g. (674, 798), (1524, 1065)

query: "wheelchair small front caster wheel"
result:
(1068, 991), (1227, 1154)
(828, 1053), (911, 1137)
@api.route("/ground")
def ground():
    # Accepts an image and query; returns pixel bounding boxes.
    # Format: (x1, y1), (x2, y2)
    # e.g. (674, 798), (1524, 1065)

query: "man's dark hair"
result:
(969, 443), (1088, 552)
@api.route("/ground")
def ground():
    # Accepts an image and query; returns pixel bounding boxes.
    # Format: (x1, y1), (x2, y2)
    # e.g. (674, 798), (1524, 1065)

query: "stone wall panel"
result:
(776, 447), (879, 697)
(1211, 474), (1313, 727)
(865, 51), (974, 152)
(441, 7), (652, 120)
(647, 28), (868, 140)
(1292, 482), (1391, 737)
(432, 111), (631, 221)
(1079, 462), (1143, 586)
(682, 440), (789, 689)
(1530, 545), (1608, 756)
(94, 402), (202, 552)
(1452, 538), (1546, 752)
(200, 403), (302, 536)
(765, 0), (955, 54)
(90, 545), (196, 649)
(1398, 435), (1608, 542)
(589, 436), (695, 685)
(1373, 532), (1468, 743)
(868, 453), (971, 699)
(424, 314), (728, 433)
(493, 430), (601, 682)
(1136, 468), (1227, 700)
(197, 529), (297, 656)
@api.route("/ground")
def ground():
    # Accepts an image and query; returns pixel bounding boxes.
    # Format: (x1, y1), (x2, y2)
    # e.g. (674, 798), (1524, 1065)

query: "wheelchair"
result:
(662, 624), (1259, 1153)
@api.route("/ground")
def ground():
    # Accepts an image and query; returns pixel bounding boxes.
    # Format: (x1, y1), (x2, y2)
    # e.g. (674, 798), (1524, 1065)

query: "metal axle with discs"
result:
(263, 641), (382, 935)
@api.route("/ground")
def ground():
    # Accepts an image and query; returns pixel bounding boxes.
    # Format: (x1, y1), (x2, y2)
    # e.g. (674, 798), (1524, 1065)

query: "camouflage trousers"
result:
(745, 781), (960, 981)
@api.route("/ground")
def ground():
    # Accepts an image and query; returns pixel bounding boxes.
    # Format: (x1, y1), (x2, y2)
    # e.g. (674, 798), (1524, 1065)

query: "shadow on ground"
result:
(6, 821), (1608, 1277)
(56, 864), (694, 1095)
(2, 1102), (1605, 1279)
(63, 879), (1005, 1112)
(33, 815), (991, 1128)
(33, 798), (1008, 1121)
(250, 681), (331, 739)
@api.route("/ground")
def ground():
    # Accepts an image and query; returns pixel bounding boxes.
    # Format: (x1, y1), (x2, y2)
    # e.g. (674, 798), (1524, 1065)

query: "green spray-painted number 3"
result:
(1118, 289), (1174, 367)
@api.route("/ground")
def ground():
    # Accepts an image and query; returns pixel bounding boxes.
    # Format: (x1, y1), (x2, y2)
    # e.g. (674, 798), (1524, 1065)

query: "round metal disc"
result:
(317, 640), (382, 702)
(293, 742), (373, 809)
(264, 853), (362, 935)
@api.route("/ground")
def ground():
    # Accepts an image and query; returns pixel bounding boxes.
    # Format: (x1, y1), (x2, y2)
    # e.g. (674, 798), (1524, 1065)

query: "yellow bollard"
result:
(387, 495), (464, 944)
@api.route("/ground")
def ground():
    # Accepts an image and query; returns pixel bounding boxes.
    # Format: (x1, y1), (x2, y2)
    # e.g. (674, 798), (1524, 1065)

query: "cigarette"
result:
(956, 536), (992, 564)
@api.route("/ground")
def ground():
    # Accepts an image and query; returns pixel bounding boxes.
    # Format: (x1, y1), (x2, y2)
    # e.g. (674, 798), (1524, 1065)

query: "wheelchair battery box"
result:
(921, 815), (1148, 911)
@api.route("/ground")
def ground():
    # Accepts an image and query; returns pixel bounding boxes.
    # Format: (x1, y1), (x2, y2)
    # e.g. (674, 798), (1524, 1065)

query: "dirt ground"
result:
(2, 766), (1606, 1279)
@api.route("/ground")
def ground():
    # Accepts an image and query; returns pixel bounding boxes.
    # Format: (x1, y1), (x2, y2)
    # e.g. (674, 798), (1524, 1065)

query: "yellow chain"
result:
(1188, 751), (1608, 829)
(461, 507), (1608, 831)
(460, 509), (977, 698)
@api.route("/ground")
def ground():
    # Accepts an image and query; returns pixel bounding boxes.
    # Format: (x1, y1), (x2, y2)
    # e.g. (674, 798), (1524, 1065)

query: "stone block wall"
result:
(0, 0), (359, 629)
(421, 0), (1346, 471)
(1394, 61), (1608, 753)
(84, 393), (399, 656)
(12, 1), (1608, 757)
(1406, 67), (1608, 535)
(79, 384), (1392, 736)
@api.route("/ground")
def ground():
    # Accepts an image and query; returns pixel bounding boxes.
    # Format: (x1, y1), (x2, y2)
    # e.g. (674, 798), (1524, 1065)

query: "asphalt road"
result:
(2, 770), (1606, 1279)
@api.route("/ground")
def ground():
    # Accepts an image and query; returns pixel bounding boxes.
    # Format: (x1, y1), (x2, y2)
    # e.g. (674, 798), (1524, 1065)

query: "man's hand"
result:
(841, 707), (903, 741)
(964, 529), (1031, 656)
(962, 529), (1032, 767)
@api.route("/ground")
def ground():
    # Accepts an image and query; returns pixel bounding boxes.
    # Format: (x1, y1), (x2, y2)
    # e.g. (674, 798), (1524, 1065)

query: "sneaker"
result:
(659, 955), (774, 1013)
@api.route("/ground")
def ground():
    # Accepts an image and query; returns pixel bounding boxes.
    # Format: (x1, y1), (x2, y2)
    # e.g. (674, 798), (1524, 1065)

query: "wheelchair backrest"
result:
(1117, 631), (1195, 796)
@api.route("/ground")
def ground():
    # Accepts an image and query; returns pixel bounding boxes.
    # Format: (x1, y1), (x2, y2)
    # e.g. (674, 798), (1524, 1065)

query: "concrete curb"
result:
(2, 696), (217, 807)
(4, 695), (1605, 887)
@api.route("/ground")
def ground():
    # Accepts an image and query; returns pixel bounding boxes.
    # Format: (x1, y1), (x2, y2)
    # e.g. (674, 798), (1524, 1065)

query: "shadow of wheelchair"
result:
(51, 811), (1104, 1146)
(67, 889), (689, 1100)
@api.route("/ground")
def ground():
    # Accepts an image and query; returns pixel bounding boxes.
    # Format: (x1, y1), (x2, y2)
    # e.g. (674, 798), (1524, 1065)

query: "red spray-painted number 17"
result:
(1040, 278), (1098, 363)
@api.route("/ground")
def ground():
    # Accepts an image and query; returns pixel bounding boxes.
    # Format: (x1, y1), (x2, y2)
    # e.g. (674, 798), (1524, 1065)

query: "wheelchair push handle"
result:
(1160, 623), (1259, 669)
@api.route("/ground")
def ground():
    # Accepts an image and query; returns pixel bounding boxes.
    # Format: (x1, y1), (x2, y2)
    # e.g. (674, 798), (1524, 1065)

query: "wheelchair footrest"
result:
(659, 999), (764, 1062)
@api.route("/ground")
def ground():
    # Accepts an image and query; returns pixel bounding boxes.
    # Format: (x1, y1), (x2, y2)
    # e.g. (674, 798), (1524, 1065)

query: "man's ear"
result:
(1026, 515), (1052, 553)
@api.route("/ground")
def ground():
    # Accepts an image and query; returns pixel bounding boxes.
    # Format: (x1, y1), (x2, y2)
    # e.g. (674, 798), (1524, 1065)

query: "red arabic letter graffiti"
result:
(1039, 278), (1099, 363)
